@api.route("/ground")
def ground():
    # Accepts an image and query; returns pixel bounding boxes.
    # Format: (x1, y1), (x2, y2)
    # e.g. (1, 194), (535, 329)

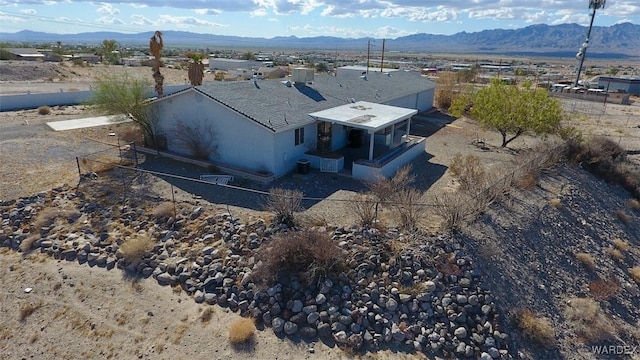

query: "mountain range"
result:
(1, 22), (638, 58)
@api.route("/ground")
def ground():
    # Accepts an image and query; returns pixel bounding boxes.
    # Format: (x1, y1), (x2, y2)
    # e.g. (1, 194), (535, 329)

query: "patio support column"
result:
(390, 124), (395, 146)
(406, 117), (412, 140)
(368, 131), (375, 161)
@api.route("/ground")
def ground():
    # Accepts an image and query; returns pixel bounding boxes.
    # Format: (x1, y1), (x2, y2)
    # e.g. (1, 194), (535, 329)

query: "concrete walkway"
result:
(47, 116), (131, 131)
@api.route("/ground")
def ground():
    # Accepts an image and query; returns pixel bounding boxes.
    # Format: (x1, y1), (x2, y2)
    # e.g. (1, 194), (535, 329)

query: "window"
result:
(295, 127), (305, 146)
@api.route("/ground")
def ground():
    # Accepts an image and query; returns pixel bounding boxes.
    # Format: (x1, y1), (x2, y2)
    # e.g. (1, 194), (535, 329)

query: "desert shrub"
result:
(254, 229), (344, 285)
(565, 297), (616, 343)
(19, 301), (43, 322)
(265, 188), (303, 227)
(200, 307), (215, 323)
(513, 309), (556, 347)
(565, 137), (640, 199)
(612, 238), (630, 252)
(152, 201), (175, 221)
(19, 234), (40, 253)
(615, 210), (631, 225)
(228, 317), (256, 345)
(348, 193), (376, 226)
(448, 153), (486, 190)
(81, 156), (131, 174)
(368, 165), (423, 229)
(575, 252), (595, 270)
(549, 198), (562, 207)
(430, 191), (474, 231)
(37, 106), (51, 115)
(33, 207), (81, 229)
(588, 278), (620, 301)
(119, 235), (154, 264)
(630, 267), (640, 284)
(607, 247), (624, 260)
(627, 199), (640, 211)
(171, 120), (217, 160)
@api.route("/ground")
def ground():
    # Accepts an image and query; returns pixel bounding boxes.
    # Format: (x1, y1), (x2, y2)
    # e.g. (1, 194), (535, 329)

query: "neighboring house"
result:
(337, 65), (400, 77)
(209, 57), (264, 71)
(597, 76), (640, 95)
(4, 48), (45, 60)
(150, 68), (435, 181)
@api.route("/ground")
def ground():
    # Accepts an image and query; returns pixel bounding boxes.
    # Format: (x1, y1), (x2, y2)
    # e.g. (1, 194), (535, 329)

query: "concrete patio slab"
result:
(47, 116), (130, 131)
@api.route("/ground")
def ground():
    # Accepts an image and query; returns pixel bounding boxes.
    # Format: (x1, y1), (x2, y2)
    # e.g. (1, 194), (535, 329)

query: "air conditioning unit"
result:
(292, 67), (314, 84)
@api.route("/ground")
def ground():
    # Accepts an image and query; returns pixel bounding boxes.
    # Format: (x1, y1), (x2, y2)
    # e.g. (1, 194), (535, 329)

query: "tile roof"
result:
(194, 70), (435, 132)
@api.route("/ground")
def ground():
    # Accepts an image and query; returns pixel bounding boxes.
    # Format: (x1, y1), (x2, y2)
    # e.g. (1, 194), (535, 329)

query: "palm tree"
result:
(149, 31), (164, 97)
(186, 52), (205, 86)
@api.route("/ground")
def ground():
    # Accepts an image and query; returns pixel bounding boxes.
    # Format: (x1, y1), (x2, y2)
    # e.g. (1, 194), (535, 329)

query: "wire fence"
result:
(73, 139), (567, 228)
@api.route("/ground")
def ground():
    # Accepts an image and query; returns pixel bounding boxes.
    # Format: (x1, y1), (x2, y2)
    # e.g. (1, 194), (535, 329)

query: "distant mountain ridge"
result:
(1, 22), (638, 58)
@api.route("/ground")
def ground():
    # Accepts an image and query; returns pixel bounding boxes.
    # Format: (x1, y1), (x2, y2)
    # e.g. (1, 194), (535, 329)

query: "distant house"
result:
(4, 48), (45, 61)
(337, 65), (400, 77)
(209, 57), (264, 71)
(598, 76), (640, 95)
(150, 69), (435, 181)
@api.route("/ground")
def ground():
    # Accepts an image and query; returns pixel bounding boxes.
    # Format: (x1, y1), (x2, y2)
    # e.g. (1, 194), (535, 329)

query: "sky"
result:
(0, 1), (638, 39)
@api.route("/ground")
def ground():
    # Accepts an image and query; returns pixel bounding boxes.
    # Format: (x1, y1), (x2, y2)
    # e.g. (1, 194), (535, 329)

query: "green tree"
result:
(315, 62), (329, 73)
(607, 67), (619, 75)
(89, 71), (158, 147)
(451, 79), (563, 147)
(241, 51), (254, 60)
(100, 39), (119, 65)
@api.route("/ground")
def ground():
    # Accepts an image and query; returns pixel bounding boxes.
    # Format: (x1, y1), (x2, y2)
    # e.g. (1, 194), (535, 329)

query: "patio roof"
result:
(308, 101), (417, 133)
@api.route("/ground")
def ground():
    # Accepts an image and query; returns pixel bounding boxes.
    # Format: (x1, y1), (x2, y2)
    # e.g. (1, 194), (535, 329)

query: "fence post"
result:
(76, 157), (82, 179)
(132, 142), (139, 167)
(171, 183), (177, 230)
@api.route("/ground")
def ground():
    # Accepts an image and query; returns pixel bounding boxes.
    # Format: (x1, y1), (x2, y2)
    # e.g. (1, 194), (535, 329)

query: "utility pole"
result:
(574, 0), (606, 87)
(366, 39), (371, 74)
(380, 38), (386, 72)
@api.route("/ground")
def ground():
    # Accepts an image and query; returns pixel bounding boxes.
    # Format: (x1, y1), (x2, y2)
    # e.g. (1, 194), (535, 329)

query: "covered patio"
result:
(309, 101), (418, 162)
(307, 101), (422, 179)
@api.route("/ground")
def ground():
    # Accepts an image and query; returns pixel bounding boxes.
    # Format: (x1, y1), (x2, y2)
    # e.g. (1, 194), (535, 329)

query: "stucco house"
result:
(150, 68), (435, 181)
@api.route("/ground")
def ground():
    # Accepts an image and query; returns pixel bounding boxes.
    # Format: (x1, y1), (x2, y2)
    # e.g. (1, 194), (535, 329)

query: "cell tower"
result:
(574, 0), (606, 87)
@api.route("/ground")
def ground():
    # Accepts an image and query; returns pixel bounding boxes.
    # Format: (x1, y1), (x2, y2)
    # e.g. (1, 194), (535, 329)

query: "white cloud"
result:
(0, 11), (26, 22)
(157, 15), (225, 28)
(97, 3), (119, 15)
(130, 14), (152, 26)
(194, 8), (221, 15)
(96, 16), (124, 25)
(20, 8), (37, 15)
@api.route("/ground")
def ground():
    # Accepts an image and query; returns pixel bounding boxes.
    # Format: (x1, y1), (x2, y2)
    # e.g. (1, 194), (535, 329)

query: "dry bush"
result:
(254, 229), (345, 285)
(19, 301), (43, 322)
(448, 153), (486, 189)
(627, 199), (640, 211)
(430, 191), (474, 231)
(575, 252), (596, 270)
(152, 201), (175, 220)
(119, 235), (154, 264)
(265, 188), (303, 227)
(588, 278), (620, 301)
(607, 247), (624, 261)
(116, 124), (143, 144)
(81, 156), (130, 174)
(565, 297), (616, 343)
(630, 267), (640, 284)
(549, 198), (562, 208)
(565, 137), (640, 199)
(348, 193), (377, 226)
(368, 165), (423, 229)
(171, 119), (217, 160)
(615, 210), (631, 225)
(612, 238), (630, 252)
(200, 307), (215, 323)
(228, 317), (256, 345)
(513, 309), (556, 347)
(37, 106), (51, 115)
(33, 207), (81, 229)
(19, 234), (40, 253)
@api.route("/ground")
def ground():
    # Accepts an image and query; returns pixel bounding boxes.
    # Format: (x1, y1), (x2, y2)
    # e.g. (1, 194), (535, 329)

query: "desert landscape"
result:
(1, 60), (640, 360)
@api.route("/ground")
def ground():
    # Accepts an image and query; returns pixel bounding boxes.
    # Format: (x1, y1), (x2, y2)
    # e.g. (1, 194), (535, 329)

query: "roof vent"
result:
(360, 75), (367, 81)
